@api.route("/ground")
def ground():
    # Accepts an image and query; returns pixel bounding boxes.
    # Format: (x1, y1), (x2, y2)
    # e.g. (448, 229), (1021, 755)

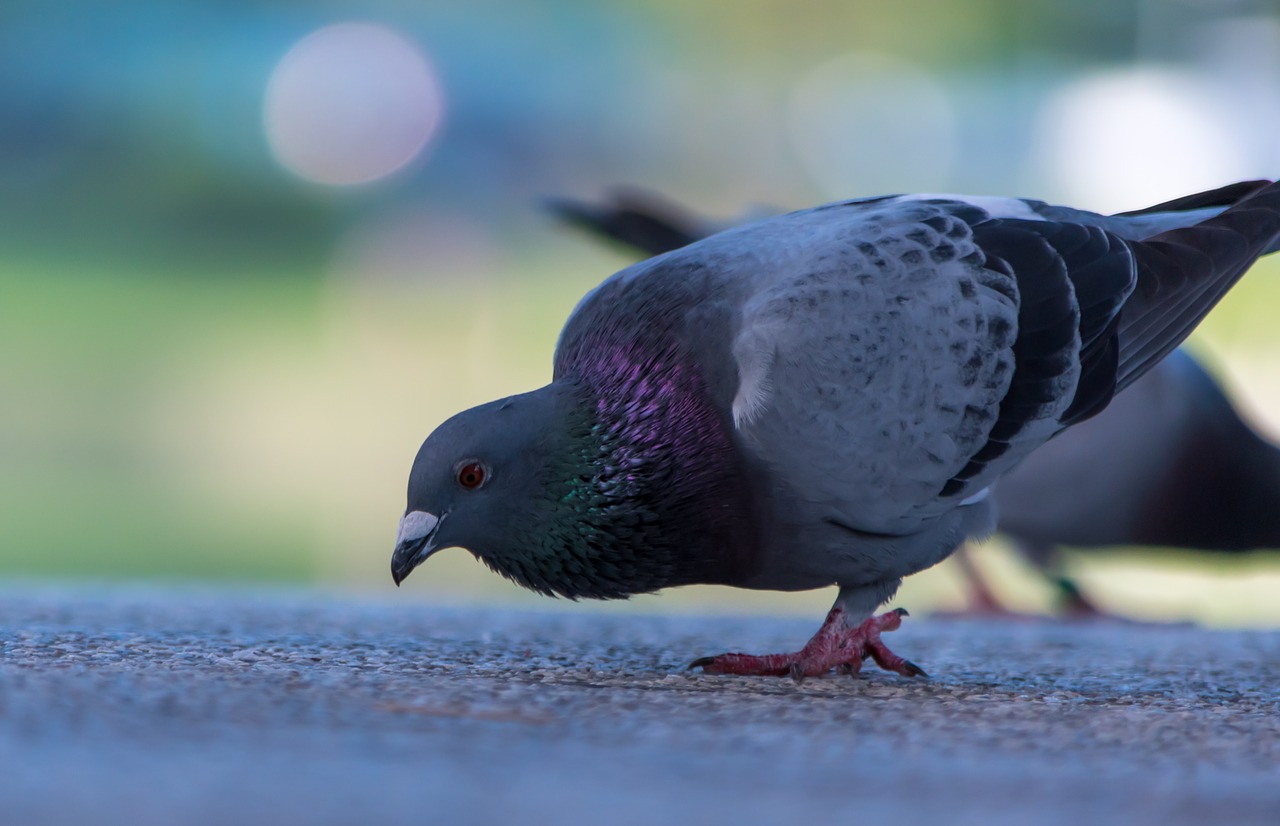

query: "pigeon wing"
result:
(733, 185), (1280, 536)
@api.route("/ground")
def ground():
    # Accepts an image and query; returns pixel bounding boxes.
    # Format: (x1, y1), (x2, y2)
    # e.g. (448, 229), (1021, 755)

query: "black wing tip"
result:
(1115, 179), (1276, 217)
(1114, 179), (1280, 392)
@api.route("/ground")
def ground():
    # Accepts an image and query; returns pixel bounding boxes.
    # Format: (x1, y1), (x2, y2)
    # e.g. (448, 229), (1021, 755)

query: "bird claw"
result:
(902, 660), (929, 678)
(689, 607), (926, 679)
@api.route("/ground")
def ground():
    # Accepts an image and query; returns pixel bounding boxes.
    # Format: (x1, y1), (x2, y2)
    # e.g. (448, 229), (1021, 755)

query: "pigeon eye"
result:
(456, 462), (486, 490)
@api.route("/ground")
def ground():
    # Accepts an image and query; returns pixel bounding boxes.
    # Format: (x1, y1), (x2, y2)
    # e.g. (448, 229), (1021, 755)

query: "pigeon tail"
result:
(543, 190), (705, 255)
(1115, 180), (1280, 393)
(1114, 179), (1272, 217)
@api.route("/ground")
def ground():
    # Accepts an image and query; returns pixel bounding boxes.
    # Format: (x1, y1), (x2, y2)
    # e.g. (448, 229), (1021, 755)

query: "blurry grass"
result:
(0, 476), (311, 581)
(1, 244), (1278, 625)
(0, 255), (325, 580)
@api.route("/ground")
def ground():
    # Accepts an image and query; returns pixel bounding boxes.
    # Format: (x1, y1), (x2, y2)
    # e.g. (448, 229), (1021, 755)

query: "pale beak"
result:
(391, 510), (442, 585)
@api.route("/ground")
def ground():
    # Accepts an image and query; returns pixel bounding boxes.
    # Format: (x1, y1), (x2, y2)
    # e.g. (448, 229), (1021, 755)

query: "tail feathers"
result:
(1114, 179), (1273, 217)
(544, 190), (705, 256)
(1116, 181), (1280, 391)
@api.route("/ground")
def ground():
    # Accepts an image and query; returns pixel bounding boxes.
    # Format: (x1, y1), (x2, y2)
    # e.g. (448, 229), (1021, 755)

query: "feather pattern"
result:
(553, 183), (1280, 576)
(400, 181), (1280, 615)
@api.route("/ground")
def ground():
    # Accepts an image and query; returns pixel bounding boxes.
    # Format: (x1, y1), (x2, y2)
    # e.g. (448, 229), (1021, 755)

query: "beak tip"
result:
(391, 511), (441, 587)
(390, 541), (426, 587)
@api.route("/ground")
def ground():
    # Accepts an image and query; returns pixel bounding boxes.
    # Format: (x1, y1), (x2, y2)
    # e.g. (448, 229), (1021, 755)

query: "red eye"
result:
(457, 462), (486, 489)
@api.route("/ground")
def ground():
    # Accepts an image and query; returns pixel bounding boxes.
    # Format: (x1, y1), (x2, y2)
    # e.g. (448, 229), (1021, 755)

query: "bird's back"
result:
(551, 184), (1280, 593)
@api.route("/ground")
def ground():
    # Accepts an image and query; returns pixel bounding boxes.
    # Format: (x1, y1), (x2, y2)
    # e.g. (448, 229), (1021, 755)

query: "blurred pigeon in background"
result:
(393, 180), (1280, 679)
(549, 184), (1280, 619)
(988, 346), (1280, 616)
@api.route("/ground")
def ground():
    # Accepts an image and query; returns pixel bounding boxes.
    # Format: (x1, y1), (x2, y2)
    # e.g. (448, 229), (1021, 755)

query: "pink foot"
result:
(689, 607), (928, 680)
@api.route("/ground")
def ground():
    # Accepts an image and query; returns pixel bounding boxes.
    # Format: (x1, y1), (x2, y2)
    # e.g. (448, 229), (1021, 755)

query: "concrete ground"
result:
(0, 585), (1276, 825)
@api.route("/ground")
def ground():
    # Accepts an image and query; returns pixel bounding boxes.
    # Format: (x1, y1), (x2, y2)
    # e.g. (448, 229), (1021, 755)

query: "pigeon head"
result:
(391, 387), (565, 589)
(393, 342), (760, 599)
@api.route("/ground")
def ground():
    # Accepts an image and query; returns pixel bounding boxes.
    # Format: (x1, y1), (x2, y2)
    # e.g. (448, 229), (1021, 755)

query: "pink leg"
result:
(939, 545), (1052, 621)
(953, 545), (1013, 615)
(689, 607), (927, 680)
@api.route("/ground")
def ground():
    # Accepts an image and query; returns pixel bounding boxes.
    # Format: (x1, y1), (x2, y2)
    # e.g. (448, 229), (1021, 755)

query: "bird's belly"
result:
(738, 498), (995, 590)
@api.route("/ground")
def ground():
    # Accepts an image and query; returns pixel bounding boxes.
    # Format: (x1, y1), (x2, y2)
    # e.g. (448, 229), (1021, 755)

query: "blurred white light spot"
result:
(264, 22), (444, 186)
(1033, 68), (1252, 212)
(787, 53), (957, 198)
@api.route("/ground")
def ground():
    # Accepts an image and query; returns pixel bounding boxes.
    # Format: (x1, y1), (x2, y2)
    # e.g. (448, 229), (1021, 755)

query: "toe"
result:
(902, 659), (929, 678)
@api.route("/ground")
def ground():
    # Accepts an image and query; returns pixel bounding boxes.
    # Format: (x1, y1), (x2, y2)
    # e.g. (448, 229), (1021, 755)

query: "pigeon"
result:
(990, 346), (1280, 615)
(546, 187), (716, 257)
(549, 184), (1280, 618)
(394, 180), (1280, 678)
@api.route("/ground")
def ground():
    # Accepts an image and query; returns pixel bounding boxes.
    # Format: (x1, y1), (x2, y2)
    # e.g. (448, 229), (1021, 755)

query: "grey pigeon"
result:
(550, 184), (1280, 618)
(394, 180), (1280, 678)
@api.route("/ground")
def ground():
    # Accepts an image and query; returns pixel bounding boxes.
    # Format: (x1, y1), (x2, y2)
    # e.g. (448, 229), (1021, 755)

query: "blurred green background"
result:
(3, 0), (1279, 624)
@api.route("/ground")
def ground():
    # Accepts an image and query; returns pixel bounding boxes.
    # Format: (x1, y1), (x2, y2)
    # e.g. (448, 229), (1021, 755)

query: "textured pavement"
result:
(0, 586), (1277, 825)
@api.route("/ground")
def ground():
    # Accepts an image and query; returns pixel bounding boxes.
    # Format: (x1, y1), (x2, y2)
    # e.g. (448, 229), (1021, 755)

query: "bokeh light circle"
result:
(264, 22), (444, 186)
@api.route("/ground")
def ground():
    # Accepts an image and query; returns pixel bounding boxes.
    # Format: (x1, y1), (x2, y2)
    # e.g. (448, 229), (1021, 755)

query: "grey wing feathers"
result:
(729, 202), (1022, 533)
(733, 183), (1280, 533)
(550, 181), (1280, 536)
(940, 220), (1135, 494)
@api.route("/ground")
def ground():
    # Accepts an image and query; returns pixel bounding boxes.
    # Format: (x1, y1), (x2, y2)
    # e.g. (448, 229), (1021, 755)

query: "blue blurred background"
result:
(3, 0), (1279, 623)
